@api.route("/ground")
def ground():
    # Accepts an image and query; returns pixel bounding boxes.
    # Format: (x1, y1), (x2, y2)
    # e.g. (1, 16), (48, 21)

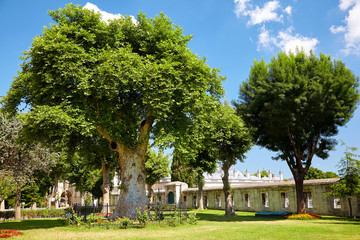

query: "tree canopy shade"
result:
(1, 4), (224, 218)
(235, 51), (359, 214)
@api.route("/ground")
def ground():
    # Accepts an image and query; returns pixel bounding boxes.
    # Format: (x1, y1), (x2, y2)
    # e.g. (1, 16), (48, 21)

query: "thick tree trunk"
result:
(147, 184), (154, 204)
(46, 193), (52, 209)
(222, 165), (235, 215)
(101, 162), (111, 214)
(15, 182), (21, 221)
(348, 198), (353, 218)
(0, 199), (5, 211)
(197, 178), (204, 210)
(293, 169), (306, 214)
(111, 147), (147, 219)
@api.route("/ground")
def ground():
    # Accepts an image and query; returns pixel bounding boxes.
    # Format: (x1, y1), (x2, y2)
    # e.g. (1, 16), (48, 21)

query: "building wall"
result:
(181, 179), (359, 217)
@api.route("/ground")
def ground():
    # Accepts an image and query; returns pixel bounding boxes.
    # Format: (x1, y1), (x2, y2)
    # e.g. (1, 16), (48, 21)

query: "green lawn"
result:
(1, 210), (359, 240)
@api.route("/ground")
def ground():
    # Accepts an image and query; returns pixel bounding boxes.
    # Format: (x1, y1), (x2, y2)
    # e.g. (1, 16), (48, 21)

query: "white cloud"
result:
(234, 0), (251, 17)
(257, 26), (277, 51)
(258, 27), (319, 54)
(330, 1), (360, 55)
(330, 25), (346, 34)
(276, 29), (319, 54)
(84, 2), (136, 23)
(339, 0), (356, 10)
(284, 6), (292, 15)
(234, 0), (284, 26)
(234, 1), (318, 54)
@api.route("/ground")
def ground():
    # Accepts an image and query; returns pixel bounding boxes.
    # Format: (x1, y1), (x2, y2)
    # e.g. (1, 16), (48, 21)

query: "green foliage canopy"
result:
(305, 167), (339, 180)
(237, 51), (359, 172)
(145, 148), (170, 187)
(1, 4), (224, 149)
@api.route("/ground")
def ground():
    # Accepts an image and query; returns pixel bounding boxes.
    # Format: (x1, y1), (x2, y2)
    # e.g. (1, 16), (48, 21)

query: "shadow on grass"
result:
(196, 211), (285, 222)
(312, 216), (360, 226)
(0, 218), (65, 230)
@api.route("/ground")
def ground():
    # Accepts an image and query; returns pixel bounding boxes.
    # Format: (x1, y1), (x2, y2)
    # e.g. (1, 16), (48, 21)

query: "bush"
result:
(136, 208), (149, 228)
(188, 213), (198, 225)
(0, 209), (67, 220)
(120, 217), (133, 229)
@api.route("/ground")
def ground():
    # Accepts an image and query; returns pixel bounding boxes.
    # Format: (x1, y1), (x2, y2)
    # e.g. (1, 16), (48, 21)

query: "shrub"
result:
(0, 208), (67, 220)
(120, 217), (133, 229)
(136, 208), (149, 228)
(188, 213), (198, 224)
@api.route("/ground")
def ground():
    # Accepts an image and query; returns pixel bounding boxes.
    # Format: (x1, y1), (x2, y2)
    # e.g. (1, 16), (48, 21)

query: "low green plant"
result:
(136, 208), (149, 228)
(85, 213), (97, 224)
(120, 217), (133, 229)
(64, 208), (83, 226)
(188, 213), (198, 224)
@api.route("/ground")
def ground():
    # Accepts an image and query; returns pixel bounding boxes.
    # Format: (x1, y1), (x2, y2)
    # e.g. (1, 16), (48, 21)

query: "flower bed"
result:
(284, 213), (322, 220)
(0, 230), (23, 238)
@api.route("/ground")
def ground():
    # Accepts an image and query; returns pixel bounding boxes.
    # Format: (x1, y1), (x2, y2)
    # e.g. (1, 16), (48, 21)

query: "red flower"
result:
(0, 230), (23, 238)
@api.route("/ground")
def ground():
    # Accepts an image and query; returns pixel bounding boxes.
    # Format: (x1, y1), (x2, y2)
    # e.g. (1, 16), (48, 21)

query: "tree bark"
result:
(101, 162), (111, 214)
(348, 198), (353, 218)
(46, 193), (52, 209)
(54, 175), (59, 209)
(0, 199), (5, 211)
(15, 182), (21, 221)
(147, 184), (154, 204)
(197, 177), (204, 210)
(111, 146), (147, 219)
(293, 169), (306, 214)
(222, 165), (235, 215)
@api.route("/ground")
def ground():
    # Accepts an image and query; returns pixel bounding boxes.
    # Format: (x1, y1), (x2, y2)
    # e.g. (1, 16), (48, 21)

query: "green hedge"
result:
(0, 208), (67, 220)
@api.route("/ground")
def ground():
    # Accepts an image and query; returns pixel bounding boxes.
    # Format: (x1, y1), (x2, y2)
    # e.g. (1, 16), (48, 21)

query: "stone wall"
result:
(181, 179), (359, 217)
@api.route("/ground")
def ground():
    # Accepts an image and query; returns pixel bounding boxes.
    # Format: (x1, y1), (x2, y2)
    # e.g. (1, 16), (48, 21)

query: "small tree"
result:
(326, 142), (360, 217)
(0, 113), (55, 220)
(145, 148), (170, 204)
(210, 102), (252, 215)
(0, 171), (16, 209)
(254, 170), (268, 178)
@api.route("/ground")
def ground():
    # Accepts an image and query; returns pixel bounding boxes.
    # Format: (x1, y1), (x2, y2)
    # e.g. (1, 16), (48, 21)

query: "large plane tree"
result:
(235, 51), (359, 214)
(1, 4), (224, 218)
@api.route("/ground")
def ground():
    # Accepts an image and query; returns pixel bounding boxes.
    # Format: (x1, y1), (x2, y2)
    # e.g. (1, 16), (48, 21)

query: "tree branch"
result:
(287, 126), (300, 160)
(306, 133), (320, 172)
(96, 124), (112, 143)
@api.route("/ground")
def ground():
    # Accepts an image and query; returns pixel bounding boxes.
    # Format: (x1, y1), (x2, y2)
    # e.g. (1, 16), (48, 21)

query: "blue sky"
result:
(0, 0), (359, 178)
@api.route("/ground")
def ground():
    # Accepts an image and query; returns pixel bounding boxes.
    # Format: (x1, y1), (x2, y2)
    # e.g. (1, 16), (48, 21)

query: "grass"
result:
(1, 210), (359, 239)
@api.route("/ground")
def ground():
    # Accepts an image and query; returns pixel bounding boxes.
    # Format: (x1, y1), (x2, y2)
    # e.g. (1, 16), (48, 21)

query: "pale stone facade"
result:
(176, 178), (359, 217)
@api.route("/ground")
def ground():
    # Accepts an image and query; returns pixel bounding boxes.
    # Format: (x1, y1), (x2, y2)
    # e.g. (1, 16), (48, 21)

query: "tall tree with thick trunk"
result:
(236, 51), (359, 214)
(2, 4), (224, 218)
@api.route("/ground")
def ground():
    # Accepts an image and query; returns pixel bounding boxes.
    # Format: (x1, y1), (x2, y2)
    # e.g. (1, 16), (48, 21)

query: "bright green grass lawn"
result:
(1, 210), (359, 240)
